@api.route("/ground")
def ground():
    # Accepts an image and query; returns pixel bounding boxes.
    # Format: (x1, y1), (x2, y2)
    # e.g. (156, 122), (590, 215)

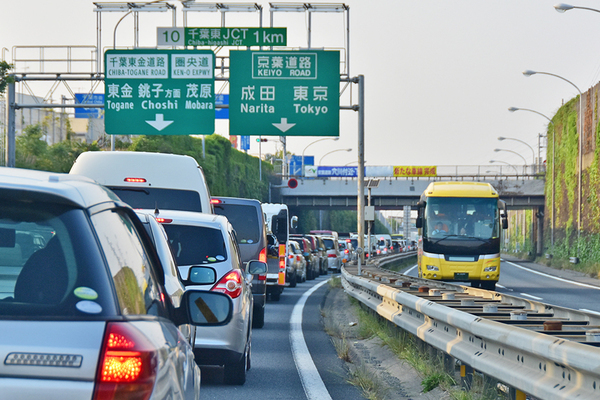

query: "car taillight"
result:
(258, 274), (266, 281)
(289, 255), (294, 259)
(93, 323), (157, 400)
(124, 177), (146, 183)
(345, 249), (349, 254)
(212, 270), (242, 299)
(328, 253), (337, 258)
(259, 248), (267, 263)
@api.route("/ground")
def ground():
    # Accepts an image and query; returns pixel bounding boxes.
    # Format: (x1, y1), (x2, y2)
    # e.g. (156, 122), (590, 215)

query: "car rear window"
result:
(0, 199), (114, 318)
(323, 238), (335, 250)
(163, 225), (227, 266)
(109, 187), (202, 212)
(213, 204), (260, 244)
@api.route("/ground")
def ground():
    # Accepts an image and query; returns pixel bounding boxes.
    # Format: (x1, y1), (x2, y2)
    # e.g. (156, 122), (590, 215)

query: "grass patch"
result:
(349, 297), (505, 400)
(347, 362), (390, 400)
(329, 276), (342, 288)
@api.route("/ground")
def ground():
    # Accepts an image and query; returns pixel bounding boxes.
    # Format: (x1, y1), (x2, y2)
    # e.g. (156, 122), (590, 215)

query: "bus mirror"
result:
(502, 217), (508, 229)
(415, 217), (423, 229)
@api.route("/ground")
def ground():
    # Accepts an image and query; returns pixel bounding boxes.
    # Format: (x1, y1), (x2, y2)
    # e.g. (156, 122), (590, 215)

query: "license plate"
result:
(454, 273), (469, 280)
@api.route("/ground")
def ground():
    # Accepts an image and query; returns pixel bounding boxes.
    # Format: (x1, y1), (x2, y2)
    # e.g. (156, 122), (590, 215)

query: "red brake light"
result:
(328, 253), (336, 258)
(346, 239), (351, 242)
(289, 255), (294, 259)
(210, 198), (222, 204)
(345, 249), (349, 254)
(155, 218), (172, 224)
(212, 270), (242, 299)
(259, 248), (267, 263)
(124, 178), (146, 183)
(93, 323), (157, 400)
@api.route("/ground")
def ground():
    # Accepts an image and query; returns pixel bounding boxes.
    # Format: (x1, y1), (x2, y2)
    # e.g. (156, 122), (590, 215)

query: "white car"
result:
(152, 210), (266, 385)
(322, 235), (341, 272)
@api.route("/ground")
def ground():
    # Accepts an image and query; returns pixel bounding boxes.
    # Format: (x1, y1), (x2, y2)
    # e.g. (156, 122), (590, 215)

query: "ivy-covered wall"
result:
(543, 83), (600, 269)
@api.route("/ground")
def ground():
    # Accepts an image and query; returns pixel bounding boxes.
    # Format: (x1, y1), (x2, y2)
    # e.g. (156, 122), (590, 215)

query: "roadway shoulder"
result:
(501, 254), (600, 288)
(323, 285), (448, 399)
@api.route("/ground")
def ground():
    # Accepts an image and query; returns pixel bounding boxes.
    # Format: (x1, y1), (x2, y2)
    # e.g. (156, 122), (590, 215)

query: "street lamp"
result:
(301, 137), (339, 177)
(494, 148), (527, 165)
(508, 107), (556, 251)
(489, 159), (519, 175)
(497, 136), (535, 166)
(554, 3), (600, 13)
(523, 69), (583, 238)
(319, 148), (352, 165)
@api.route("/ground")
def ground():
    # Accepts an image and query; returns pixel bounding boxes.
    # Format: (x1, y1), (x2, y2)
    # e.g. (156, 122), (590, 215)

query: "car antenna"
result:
(154, 202), (159, 217)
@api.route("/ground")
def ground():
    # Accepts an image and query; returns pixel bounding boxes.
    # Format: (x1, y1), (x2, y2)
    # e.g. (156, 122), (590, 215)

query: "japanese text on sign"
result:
(253, 53), (317, 79)
(393, 166), (437, 177)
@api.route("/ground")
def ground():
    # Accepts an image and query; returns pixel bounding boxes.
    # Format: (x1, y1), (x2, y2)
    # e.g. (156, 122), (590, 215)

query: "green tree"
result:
(0, 61), (13, 94)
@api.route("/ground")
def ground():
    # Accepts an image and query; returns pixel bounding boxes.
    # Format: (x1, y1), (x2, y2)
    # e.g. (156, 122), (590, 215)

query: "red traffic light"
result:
(288, 178), (298, 189)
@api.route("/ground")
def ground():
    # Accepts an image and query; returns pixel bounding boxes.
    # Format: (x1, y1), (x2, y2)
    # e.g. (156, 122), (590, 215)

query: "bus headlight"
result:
(426, 265), (439, 271)
(484, 266), (497, 272)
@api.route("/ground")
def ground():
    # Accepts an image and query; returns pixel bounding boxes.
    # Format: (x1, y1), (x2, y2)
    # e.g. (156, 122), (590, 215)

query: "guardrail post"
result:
(443, 353), (455, 378)
(508, 387), (527, 400)
(460, 363), (473, 391)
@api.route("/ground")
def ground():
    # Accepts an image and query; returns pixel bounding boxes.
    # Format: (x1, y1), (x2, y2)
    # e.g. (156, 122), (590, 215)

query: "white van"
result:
(70, 151), (213, 214)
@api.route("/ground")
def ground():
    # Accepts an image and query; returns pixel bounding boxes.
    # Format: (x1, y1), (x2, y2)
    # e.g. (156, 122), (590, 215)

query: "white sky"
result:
(3, 0), (600, 168)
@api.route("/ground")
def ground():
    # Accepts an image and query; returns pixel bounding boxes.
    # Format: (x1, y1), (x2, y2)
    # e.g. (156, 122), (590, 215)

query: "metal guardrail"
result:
(341, 260), (600, 400)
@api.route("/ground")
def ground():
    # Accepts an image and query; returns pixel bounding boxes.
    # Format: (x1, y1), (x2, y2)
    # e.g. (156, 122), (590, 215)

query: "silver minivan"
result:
(0, 167), (231, 399)
(153, 210), (265, 385)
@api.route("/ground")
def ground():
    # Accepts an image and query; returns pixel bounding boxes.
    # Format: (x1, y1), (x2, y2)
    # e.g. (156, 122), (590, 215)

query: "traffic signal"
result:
(256, 138), (268, 142)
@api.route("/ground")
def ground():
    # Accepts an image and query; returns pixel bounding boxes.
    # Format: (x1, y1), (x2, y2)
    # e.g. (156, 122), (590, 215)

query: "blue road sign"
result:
(289, 155), (314, 176)
(216, 94), (229, 119)
(74, 93), (104, 118)
(240, 135), (250, 151)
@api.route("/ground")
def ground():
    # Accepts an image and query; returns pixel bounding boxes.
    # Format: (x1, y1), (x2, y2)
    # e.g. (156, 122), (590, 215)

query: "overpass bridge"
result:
(277, 165), (545, 211)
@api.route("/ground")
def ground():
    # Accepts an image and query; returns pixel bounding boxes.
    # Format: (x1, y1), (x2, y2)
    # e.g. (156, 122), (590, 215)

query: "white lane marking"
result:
(496, 284), (506, 289)
(580, 308), (600, 316)
(504, 260), (600, 290)
(290, 279), (332, 400)
(519, 293), (543, 301)
(405, 265), (418, 274)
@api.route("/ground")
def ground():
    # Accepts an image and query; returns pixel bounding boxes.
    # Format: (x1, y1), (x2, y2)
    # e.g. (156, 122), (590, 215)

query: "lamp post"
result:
(554, 3), (600, 14)
(497, 136), (535, 167)
(301, 137), (339, 177)
(493, 148), (527, 166)
(319, 148), (352, 165)
(508, 107), (556, 251)
(523, 69), (583, 239)
(489, 159), (519, 175)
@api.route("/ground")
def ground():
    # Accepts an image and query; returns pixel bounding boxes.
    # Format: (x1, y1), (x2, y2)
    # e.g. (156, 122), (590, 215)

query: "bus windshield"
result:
(424, 197), (499, 241)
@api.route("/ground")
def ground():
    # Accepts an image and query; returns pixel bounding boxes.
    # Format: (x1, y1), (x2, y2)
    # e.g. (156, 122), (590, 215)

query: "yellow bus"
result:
(415, 182), (507, 290)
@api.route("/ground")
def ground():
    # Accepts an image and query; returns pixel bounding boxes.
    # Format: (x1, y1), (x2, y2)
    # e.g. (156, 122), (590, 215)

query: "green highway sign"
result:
(104, 49), (215, 135)
(157, 27), (287, 47)
(229, 50), (340, 137)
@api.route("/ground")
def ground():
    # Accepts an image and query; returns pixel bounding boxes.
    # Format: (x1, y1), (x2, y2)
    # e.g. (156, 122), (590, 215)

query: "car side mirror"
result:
(248, 260), (267, 275)
(176, 290), (233, 326)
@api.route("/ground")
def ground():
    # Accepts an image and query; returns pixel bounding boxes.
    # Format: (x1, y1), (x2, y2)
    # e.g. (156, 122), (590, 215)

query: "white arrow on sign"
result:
(146, 114), (174, 131)
(272, 117), (296, 133)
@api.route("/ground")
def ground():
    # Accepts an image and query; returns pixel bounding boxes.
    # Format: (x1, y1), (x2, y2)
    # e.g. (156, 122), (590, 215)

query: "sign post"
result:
(229, 50), (340, 137)
(104, 49), (215, 135)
